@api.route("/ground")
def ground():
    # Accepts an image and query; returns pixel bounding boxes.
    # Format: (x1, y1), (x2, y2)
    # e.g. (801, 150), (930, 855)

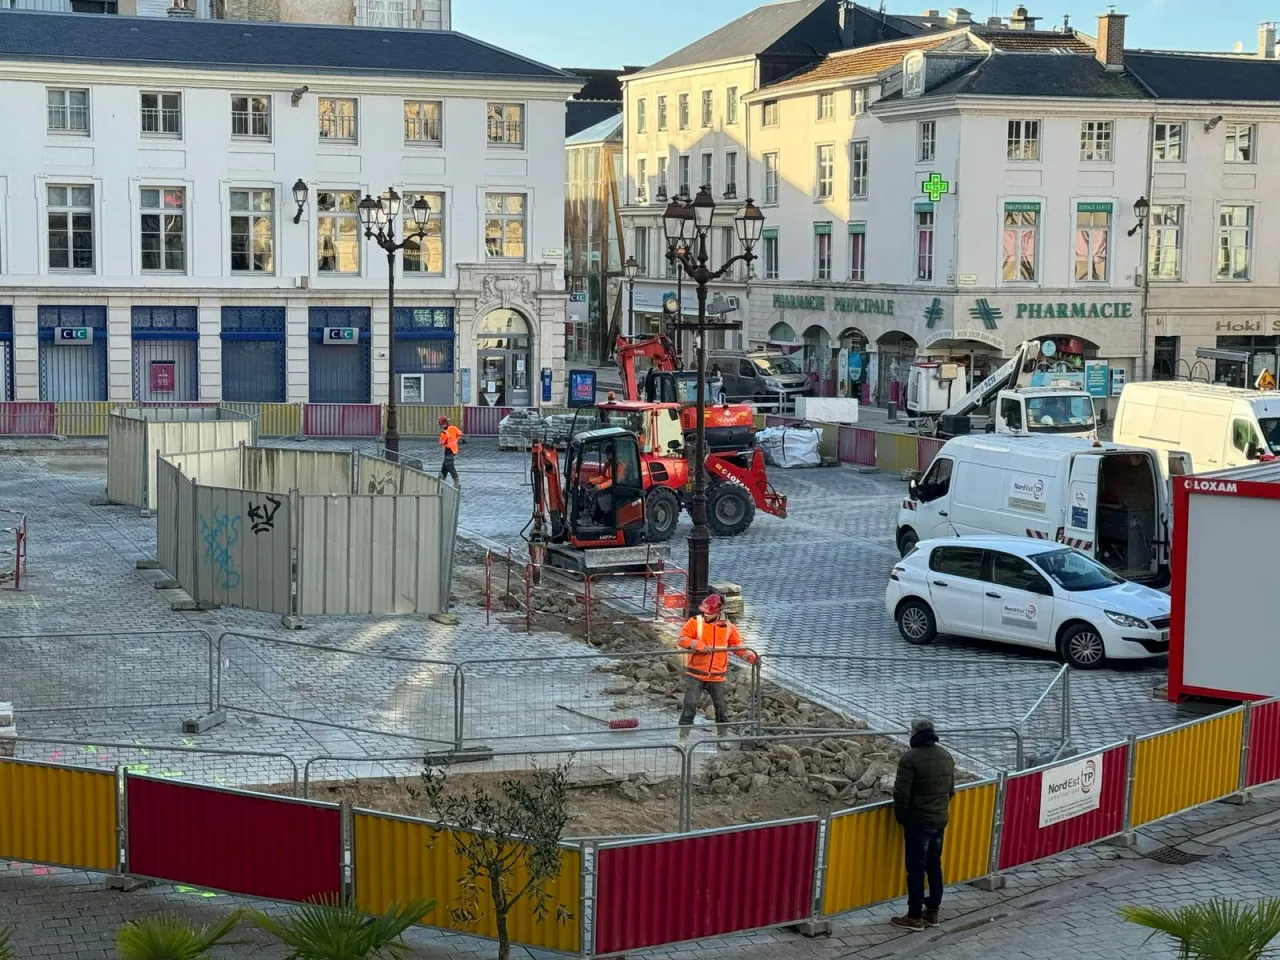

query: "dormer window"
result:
(904, 52), (926, 98)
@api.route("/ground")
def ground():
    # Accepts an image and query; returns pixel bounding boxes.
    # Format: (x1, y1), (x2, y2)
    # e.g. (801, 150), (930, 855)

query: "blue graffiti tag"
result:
(199, 507), (241, 590)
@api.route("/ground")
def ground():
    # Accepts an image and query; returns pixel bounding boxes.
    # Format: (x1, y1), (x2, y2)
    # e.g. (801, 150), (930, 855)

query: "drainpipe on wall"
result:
(1139, 114), (1155, 381)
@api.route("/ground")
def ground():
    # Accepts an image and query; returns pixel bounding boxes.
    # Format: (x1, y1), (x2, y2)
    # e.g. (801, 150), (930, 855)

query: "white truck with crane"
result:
(908, 340), (1097, 440)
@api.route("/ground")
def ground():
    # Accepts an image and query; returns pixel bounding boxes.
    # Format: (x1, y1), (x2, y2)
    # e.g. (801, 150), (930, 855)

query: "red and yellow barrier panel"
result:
(0, 758), (116, 872)
(1131, 709), (1244, 827)
(353, 809), (580, 954)
(821, 779), (995, 916)
(1247, 699), (1280, 788)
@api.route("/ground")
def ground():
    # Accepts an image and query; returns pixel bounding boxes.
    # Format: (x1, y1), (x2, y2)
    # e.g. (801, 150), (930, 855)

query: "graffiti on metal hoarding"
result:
(247, 495), (281, 534)
(199, 507), (241, 589)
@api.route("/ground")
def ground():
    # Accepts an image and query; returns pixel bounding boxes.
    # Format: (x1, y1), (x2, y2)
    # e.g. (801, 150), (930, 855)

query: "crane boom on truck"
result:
(931, 339), (1097, 439)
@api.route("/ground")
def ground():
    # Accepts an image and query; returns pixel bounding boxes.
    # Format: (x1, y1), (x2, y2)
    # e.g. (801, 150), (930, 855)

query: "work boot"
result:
(890, 916), (924, 932)
(922, 908), (940, 928)
(716, 724), (739, 749)
(678, 724), (693, 741)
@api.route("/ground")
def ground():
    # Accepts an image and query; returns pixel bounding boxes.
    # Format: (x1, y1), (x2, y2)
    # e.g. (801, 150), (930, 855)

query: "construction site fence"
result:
(0, 402), (585, 441)
(762, 415), (946, 475)
(0, 508), (26, 589)
(0, 701), (1275, 957)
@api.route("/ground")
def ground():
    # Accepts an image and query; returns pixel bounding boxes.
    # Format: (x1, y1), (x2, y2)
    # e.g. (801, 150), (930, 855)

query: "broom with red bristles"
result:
(556, 704), (640, 730)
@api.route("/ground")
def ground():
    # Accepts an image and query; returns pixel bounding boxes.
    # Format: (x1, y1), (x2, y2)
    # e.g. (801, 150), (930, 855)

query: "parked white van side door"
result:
(1065, 454), (1100, 553)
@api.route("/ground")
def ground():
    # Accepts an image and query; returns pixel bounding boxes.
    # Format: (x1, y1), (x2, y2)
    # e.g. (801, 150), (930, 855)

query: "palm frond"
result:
(1120, 903), (1204, 958)
(253, 897), (434, 960)
(0, 924), (15, 960)
(1189, 898), (1280, 960)
(114, 911), (243, 960)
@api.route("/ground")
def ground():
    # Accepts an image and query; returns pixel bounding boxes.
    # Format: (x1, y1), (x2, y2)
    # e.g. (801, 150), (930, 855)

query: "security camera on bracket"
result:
(291, 85), (309, 107)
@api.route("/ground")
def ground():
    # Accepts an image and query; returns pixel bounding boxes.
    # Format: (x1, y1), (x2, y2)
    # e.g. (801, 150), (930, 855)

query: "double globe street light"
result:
(358, 188), (434, 459)
(662, 185), (765, 608)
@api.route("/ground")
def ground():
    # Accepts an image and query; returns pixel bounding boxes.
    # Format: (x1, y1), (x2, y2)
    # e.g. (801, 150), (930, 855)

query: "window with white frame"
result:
(724, 151), (738, 197)
(1079, 120), (1113, 161)
(401, 191), (445, 275)
(47, 184), (94, 271)
(1002, 202), (1040, 281)
(848, 223), (866, 281)
(1147, 203), (1183, 280)
(814, 223), (832, 280)
(763, 152), (779, 204)
(762, 99), (779, 127)
(700, 152), (713, 192)
(140, 92), (181, 138)
(361, 0), (406, 26)
(404, 100), (442, 144)
(762, 229), (778, 279)
(817, 91), (834, 120)
(904, 52), (925, 97)
(852, 87), (868, 116)
(816, 144), (834, 199)
(634, 226), (650, 275)
(850, 140), (869, 199)
(915, 206), (934, 281)
(657, 96), (668, 131)
(657, 156), (669, 198)
(1153, 122), (1184, 161)
(231, 94), (271, 139)
(636, 158), (648, 202)
(701, 89), (713, 127)
(484, 193), (526, 259)
(725, 86), (738, 124)
(229, 187), (275, 274)
(1074, 202), (1111, 281)
(678, 93), (689, 130)
(717, 226), (738, 279)
(1217, 205), (1253, 280)
(316, 190), (361, 274)
(47, 88), (90, 135)
(140, 187), (185, 273)
(1007, 119), (1040, 160)
(636, 98), (647, 134)
(918, 120), (936, 163)
(1225, 123), (1255, 163)
(318, 97), (357, 142)
(487, 102), (524, 146)
(678, 155), (690, 196)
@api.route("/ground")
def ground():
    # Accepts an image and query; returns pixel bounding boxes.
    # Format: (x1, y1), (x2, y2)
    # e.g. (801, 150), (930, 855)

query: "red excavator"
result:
(526, 426), (658, 574)
(588, 334), (786, 542)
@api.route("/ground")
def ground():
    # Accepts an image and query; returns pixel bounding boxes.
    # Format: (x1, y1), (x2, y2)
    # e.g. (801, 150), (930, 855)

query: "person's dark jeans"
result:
(678, 675), (728, 725)
(903, 825), (945, 917)
(440, 453), (459, 484)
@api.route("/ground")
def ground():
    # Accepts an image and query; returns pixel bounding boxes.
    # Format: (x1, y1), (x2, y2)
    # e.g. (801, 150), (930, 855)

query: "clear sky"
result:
(453, 1), (1279, 71)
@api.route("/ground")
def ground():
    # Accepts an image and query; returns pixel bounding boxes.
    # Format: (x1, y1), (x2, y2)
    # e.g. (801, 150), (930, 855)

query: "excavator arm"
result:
(615, 334), (678, 402)
(528, 440), (566, 565)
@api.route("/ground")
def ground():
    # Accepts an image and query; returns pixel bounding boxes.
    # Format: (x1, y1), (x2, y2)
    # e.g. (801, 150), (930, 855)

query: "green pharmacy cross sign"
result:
(921, 172), (950, 202)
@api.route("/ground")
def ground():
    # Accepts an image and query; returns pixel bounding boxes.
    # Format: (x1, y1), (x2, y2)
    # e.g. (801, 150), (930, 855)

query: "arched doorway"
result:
(838, 327), (869, 401)
(801, 325), (833, 396)
(476, 308), (532, 407)
(877, 331), (917, 408)
(767, 322), (799, 355)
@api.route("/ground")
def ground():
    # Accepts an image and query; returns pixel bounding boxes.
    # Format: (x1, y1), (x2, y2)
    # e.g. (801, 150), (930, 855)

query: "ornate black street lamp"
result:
(358, 188), (433, 459)
(662, 185), (765, 607)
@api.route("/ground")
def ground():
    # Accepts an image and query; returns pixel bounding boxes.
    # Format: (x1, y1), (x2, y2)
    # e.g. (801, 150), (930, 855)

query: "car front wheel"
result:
(1059, 623), (1107, 670)
(896, 599), (937, 646)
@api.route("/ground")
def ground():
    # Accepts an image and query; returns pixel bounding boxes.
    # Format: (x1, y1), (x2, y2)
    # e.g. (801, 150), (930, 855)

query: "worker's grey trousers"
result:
(678, 675), (729, 725)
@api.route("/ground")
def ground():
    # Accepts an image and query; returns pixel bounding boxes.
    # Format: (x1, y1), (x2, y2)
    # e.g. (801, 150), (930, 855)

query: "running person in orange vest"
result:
(676, 593), (756, 731)
(438, 415), (462, 487)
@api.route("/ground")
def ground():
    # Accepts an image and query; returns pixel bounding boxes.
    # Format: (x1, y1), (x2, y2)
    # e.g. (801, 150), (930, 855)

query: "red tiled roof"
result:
(766, 33), (959, 90)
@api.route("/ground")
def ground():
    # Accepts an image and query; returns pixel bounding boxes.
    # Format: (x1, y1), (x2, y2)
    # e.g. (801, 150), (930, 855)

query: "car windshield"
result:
(1030, 547), (1124, 592)
(1025, 395), (1095, 434)
(1259, 416), (1280, 454)
(753, 354), (802, 376)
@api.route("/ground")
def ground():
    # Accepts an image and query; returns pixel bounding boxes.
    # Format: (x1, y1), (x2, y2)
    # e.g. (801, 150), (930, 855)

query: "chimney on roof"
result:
(947, 8), (971, 25)
(986, 16), (1002, 26)
(838, 0), (857, 47)
(1096, 10), (1126, 70)
(1009, 5), (1039, 30)
(923, 9), (940, 17)
(1259, 22), (1277, 59)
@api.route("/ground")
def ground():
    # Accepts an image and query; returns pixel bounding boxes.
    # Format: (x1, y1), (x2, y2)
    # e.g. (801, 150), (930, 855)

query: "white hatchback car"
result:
(884, 536), (1171, 669)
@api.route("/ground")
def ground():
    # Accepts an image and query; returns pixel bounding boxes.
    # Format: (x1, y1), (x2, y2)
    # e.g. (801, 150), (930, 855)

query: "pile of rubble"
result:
(497, 411), (587, 450)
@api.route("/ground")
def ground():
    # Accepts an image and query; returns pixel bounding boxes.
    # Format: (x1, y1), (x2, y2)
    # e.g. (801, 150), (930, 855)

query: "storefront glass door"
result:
(479, 351), (507, 407)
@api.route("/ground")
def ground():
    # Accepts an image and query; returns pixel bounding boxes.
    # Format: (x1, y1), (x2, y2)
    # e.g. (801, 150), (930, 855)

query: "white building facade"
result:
(0, 10), (576, 407)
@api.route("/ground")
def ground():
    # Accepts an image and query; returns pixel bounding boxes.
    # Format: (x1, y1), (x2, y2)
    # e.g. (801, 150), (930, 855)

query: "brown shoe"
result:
(923, 909), (940, 927)
(890, 915), (925, 931)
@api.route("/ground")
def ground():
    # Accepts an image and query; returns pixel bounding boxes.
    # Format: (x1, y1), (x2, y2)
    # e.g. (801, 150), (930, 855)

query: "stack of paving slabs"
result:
(498, 411), (586, 450)
(0, 702), (13, 758)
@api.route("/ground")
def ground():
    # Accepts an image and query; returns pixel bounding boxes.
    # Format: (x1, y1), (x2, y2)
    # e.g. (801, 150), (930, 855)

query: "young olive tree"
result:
(417, 761), (574, 960)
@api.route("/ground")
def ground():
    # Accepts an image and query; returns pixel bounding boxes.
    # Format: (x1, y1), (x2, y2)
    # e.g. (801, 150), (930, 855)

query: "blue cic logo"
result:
(55, 326), (93, 343)
(324, 327), (358, 343)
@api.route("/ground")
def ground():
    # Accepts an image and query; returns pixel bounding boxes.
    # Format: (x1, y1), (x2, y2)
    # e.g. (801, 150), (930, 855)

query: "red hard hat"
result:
(699, 593), (724, 616)
(438, 416), (449, 426)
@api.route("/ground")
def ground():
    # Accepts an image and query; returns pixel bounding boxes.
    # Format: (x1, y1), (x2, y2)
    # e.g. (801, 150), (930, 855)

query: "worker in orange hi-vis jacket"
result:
(676, 593), (756, 734)
(438, 415), (462, 487)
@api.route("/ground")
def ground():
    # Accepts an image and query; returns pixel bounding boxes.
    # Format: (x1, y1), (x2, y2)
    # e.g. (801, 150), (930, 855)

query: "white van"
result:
(1113, 381), (1280, 474)
(896, 435), (1177, 584)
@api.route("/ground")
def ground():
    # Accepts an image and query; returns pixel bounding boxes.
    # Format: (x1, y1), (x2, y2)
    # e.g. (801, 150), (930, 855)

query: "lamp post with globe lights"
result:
(662, 186), (765, 608)
(358, 188), (434, 460)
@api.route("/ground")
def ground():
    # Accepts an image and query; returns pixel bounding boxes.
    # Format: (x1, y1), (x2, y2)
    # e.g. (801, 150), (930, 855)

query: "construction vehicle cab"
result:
(528, 427), (652, 573)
